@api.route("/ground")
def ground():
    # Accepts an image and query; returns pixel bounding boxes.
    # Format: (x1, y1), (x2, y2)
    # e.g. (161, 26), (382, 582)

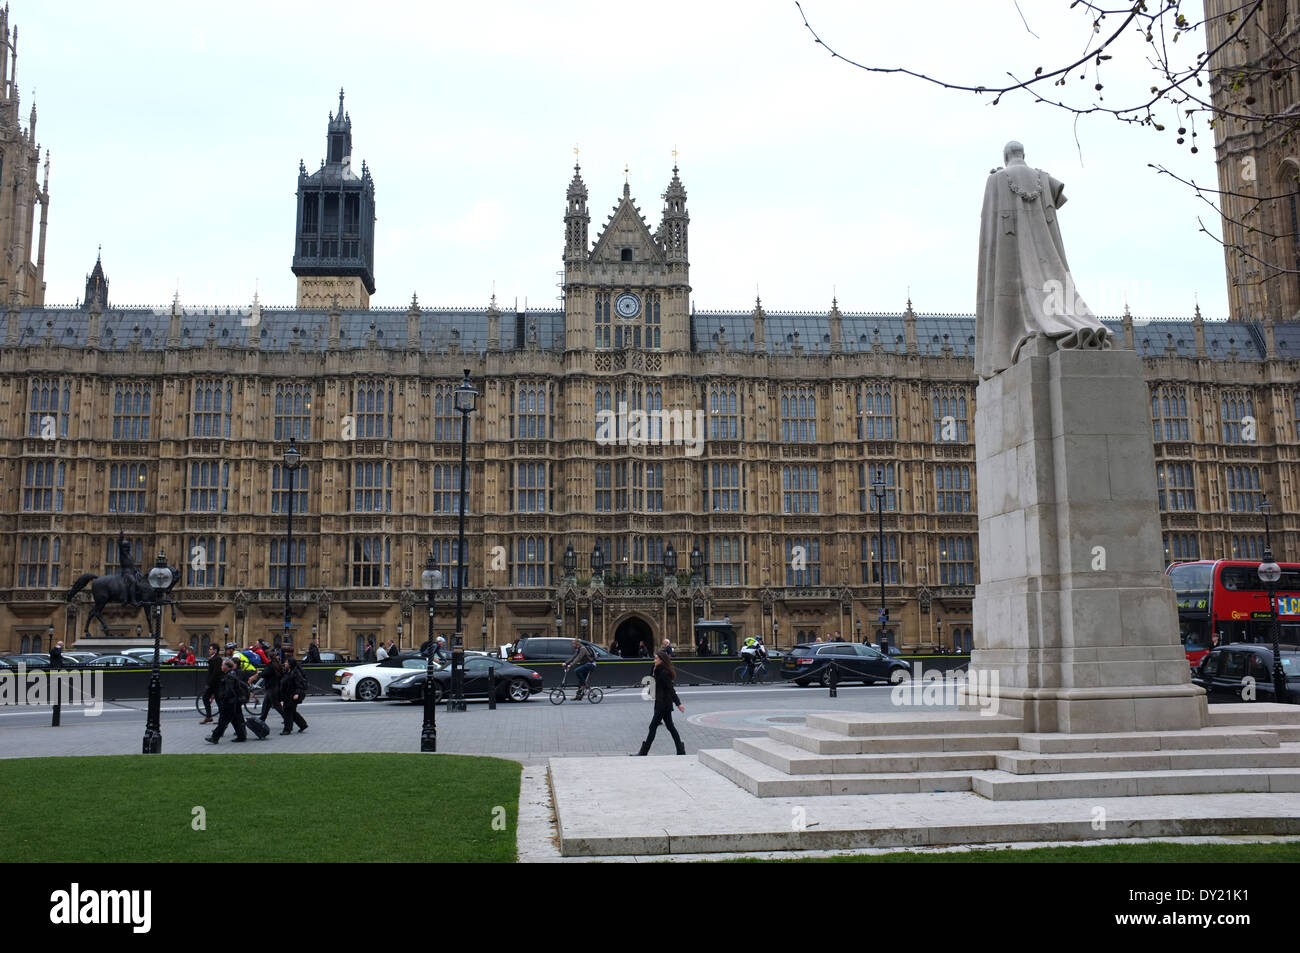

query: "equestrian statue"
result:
(65, 533), (180, 638)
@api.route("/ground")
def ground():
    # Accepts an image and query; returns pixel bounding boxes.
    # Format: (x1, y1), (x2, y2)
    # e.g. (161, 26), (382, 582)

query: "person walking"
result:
(49, 641), (65, 669)
(364, 639), (377, 662)
(280, 648), (310, 734)
(206, 659), (249, 744)
(304, 638), (321, 664)
(199, 643), (222, 724)
(376, 640), (389, 661)
(660, 638), (673, 656)
(249, 653), (286, 724)
(633, 650), (686, 756)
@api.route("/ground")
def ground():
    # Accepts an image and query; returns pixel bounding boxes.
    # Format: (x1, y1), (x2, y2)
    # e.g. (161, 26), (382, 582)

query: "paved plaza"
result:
(0, 682), (927, 764)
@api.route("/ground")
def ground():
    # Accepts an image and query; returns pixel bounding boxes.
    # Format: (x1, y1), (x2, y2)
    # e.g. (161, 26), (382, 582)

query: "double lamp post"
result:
(420, 370), (478, 750)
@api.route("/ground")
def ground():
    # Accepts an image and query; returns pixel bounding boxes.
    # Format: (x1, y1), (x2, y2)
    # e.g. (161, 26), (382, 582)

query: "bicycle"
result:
(733, 656), (768, 685)
(549, 668), (603, 705)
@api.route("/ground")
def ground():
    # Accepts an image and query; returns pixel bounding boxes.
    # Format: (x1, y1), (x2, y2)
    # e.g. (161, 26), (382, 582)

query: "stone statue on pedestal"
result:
(976, 141), (1113, 380)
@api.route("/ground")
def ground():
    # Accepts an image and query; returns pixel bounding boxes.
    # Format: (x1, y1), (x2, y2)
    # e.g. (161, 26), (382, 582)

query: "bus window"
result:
(1179, 621), (1210, 652)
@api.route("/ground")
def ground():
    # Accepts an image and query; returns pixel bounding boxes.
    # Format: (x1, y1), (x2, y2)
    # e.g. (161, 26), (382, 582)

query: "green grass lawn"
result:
(725, 841), (1300, 862)
(0, 753), (520, 863)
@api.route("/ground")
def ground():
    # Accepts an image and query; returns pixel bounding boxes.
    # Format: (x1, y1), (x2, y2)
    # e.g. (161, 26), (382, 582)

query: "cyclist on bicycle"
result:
(224, 642), (256, 674)
(739, 637), (767, 682)
(564, 639), (597, 701)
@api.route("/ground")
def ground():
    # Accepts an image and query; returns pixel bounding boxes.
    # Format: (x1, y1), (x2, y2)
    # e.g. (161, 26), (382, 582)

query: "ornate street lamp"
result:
(689, 543), (703, 584)
(555, 615), (564, 641)
(449, 369), (478, 713)
(871, 465), (888, 645)
(664, 542), (677, 581)
(564, 543), (577, 581)
(591, 543), (605, 585)
(142, 551), (173, 754)
(420, 555), (443, 751)
(282, 438), (303, 653)
(1258, 499), (1288, 703)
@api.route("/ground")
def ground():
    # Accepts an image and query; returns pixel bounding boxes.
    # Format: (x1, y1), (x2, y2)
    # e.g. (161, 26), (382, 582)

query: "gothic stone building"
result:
(1, 86), (1299, 658)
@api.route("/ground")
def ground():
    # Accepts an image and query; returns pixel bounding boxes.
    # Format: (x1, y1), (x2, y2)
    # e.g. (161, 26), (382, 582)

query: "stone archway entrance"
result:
(612, 616), (654, 659)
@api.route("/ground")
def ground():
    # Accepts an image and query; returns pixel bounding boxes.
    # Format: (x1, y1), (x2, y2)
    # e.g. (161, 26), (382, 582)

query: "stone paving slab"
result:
(549, 754), (1300, 856)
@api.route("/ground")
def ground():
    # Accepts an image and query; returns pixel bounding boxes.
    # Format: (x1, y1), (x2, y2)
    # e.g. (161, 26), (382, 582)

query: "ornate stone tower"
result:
(83, 249), (107, 310)
(291, 89), (376, 309)
(0, 5), (48, 307)
(563, 165), (691, 352)
(1204, 0), (1300, 321)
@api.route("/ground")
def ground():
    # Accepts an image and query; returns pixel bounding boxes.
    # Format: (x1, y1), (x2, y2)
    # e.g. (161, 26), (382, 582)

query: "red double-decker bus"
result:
(1167, 559), (1300, 671)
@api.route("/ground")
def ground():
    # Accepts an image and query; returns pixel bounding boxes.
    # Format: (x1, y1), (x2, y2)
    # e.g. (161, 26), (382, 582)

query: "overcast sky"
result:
(20, 1), (1225, 318)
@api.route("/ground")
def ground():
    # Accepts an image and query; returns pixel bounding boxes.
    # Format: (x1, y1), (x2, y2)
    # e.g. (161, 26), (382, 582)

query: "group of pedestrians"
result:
(199, 641), (310, 744)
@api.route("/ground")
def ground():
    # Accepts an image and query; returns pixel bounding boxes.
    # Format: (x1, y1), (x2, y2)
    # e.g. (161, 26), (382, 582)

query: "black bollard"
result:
(51, 668), (61, 727)
(488, 665), (496, 710)
(828, 663), (839, 698)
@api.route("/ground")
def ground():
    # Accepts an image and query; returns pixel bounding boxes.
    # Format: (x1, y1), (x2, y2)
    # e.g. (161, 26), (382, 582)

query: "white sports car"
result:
(334, 656), (441, 701)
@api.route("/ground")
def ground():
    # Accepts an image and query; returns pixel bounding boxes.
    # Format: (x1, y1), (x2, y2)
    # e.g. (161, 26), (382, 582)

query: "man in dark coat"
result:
(206, 659), (248, 743)
(279, 649), (310, 734)
(199, 643), (222, 724)
(250, 655), (286, 724)
(363, 639), (377, 662)
(304, 638), (321, 664)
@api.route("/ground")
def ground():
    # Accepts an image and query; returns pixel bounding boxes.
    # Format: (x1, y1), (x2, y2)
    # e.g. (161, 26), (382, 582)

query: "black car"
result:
(387, 656), (543, 703)
(1193, 643), (1300, 702)
(780, 642), (911, 687)
(507, 637), (618, 663)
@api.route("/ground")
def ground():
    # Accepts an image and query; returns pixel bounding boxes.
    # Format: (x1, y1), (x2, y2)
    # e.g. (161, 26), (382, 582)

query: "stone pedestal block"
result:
(970, 340), (1207, 732)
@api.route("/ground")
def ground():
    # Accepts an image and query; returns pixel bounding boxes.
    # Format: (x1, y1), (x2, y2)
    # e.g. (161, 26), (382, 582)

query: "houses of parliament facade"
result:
(1, 11), (1299, 658)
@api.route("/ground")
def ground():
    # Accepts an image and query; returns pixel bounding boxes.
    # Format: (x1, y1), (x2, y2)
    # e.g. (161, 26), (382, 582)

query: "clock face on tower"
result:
(614, 292), (641, 319)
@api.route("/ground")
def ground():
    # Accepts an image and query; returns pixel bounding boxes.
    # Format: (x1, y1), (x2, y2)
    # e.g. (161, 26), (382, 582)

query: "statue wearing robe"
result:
(975, 142), (1112, 380)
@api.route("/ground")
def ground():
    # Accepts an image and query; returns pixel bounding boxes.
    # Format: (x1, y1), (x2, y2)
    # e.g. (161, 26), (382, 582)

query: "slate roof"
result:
(5, 304), (1288, 362)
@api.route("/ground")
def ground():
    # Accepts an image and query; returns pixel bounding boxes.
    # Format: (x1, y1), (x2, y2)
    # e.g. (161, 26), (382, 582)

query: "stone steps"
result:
(804, 712), (1025, 737)
(995, 745), (1300, 776)
(971, 767), (1300, 801)
(1206, 704), (1300, 727)
(735, 736), (998, 775)
(768, 726), (1023, 755)
(1016, 728), (1280, 753)
(699, 748), (975, 798)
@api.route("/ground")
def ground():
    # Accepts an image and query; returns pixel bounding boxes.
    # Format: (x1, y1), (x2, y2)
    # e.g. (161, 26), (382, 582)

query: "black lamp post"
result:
(396, 620), (403, 653)
(142, 551), (173, 755)
(591, 543), (605, 585)
(282, 438), (302, 653)
(689, 543), (703, 585)
(420, 555), (442, 751)
(555, 615), (564, 642)
(564, 543), (577, 582)
(937, 617), (943, 652)
(871, 465), (888, 643)
(664, 542), (677, 583)
(1258, 499), (1288, 703)
(450, 369), (478, 713)
(855, 619), (862, 644)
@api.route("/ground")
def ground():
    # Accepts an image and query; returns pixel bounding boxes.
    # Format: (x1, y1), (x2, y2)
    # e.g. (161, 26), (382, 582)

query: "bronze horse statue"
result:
(65, 539), (180, 638)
